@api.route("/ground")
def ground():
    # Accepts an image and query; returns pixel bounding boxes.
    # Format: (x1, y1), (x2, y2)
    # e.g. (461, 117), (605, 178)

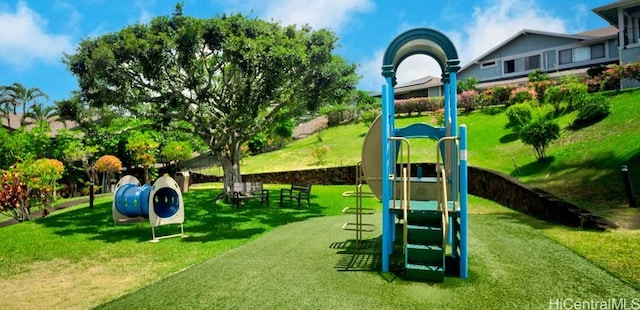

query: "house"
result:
(371, 75), (444, 99)
(457, 26), (619, 87)
(594, 0), (640, 65)
(379, 0), (640, 97)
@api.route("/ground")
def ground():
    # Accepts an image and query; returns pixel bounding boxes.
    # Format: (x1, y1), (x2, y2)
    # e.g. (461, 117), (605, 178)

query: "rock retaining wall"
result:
(190, 164), (615, 230)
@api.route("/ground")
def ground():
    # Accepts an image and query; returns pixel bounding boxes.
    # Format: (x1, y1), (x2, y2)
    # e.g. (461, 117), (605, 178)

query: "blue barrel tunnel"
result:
(114, 183), (180, 219)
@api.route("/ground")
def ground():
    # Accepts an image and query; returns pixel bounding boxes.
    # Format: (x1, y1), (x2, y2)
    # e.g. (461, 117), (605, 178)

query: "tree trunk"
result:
(219, 139), (243, 200)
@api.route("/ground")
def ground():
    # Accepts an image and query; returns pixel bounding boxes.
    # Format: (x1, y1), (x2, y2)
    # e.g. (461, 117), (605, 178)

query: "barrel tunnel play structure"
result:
(353, 28), (469, 282)
(112, 175), (186, 242)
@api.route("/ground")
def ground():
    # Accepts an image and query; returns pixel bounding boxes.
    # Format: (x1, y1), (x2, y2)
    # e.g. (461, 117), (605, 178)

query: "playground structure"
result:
(355, 28), (469, 282)
(112, 175), (186, 242)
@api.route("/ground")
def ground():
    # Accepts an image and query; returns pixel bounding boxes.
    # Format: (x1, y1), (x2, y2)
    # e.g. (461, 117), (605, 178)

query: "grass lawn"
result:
(97, 196), (638, 309)
(1, 185), (638, 309)
(0, 184), (374, 309)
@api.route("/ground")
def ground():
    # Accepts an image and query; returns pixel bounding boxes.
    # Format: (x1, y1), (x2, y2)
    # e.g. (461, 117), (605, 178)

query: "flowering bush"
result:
(0, 170), (30, 221)
(0, 158), (65, 221)
(394, 97), (443, 115)
(457, 90), (480, 112)
(431, 109), (445, 126)
(310, 144), (330, 165)
(529, 80), (555, 102)
(95, 155), (122, 173)
(509, 86), (537, 105)
(489, 85), (515, 106)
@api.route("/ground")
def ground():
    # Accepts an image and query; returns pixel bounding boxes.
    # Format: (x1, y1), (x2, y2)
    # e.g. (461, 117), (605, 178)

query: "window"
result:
(591, 43), (605, 59)
(525, 55), (540, 70)
(504, 60), (515, 73)
(504, 55), (540, 74)
(558, 43), (606, 65)
(573, 47), (590, 62)
(481, 61), (496, 68)
(559, 49), (572, 65)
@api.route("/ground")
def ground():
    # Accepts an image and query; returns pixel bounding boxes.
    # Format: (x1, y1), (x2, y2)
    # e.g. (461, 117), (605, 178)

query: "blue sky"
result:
(0, 0), (614, 107)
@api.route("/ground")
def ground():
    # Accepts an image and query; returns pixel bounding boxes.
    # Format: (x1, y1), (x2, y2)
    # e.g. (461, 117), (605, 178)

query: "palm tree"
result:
(21, 103), (58, 127)
(4, 82), (49, 115)
(0, 85), (12, 127)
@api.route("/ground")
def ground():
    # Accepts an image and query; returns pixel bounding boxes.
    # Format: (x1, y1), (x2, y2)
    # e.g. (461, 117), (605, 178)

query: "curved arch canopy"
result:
(382, 28), (459, 77)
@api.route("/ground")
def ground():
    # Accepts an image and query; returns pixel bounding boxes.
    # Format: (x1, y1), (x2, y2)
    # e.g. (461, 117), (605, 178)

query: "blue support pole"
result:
(381, 83), (390, 273)
(459, 125), (469, 279)
(388, 79), (396, 250)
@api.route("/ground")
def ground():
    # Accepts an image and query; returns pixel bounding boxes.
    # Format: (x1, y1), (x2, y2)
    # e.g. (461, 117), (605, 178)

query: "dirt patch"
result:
(602, 206), (640, 230)
(0, 257), (161, 310)
(293, 116), (328, 139)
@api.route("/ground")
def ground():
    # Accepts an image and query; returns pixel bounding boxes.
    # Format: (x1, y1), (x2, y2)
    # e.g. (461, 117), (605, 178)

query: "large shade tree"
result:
(64, 5), (359, 195)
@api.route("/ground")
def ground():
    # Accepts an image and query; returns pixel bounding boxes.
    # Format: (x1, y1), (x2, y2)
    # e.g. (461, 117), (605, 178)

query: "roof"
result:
(1, 114), (78, 135)
(593, 0), (640, 26)
(370, 76), (443, 98)
(574, 26), (619, 38)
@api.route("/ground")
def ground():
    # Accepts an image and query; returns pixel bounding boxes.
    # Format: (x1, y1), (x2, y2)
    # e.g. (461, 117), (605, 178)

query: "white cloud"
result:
(357, 49), (385, 91)
(0, 1), (74, 69)
(457, 0), (567, 64)
(357, 0), (569, 90)
(396, 55), (442, 84)
(224, 0), (374, 32)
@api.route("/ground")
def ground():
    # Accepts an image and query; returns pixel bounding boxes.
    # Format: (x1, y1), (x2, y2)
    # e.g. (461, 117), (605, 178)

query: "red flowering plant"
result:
(0, 170), (30, 221)
(16, 158), (65, 217)
(0, 158), (65, 221)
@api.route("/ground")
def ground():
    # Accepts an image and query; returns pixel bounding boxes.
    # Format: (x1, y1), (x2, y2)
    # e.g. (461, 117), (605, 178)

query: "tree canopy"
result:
(64, 6), (359, 194)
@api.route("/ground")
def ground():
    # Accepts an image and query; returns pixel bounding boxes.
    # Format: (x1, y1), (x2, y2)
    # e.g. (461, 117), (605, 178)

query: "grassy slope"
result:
(237, 90), (640, 221)
(98, 196), (638, 310)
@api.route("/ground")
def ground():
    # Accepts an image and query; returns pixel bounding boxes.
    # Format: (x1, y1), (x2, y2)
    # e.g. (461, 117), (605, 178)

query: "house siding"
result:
(482, 34), (579, 61)
(608, 38), (619, 59)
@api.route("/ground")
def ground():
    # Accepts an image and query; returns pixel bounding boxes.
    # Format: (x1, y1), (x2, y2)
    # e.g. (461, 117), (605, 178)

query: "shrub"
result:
(509, 86), (537, 105)
(530, 80), (554, 102)
(490, 85), (515, 106)
(622, 62), (640, 80)
(95, 155), (122, 173)
(574, 93), (611, 124)
(394, 97), (443, 115)
(362, 109), (379, 126)
(457, 76), (479, 93)
(431, 109), (445, 126)
(528, 69), (550, 82)
(310, 144), (330, 165)
(248, 133), (268, 155)
(321, 104), (356, 126)
(0, 170), (30, 221)
(544, 82), (587, 114)
(519, 118), (560, 160)
(505, 102), (533, 132)
(457, 90), (480, 112)
(563, 82), (588, 111)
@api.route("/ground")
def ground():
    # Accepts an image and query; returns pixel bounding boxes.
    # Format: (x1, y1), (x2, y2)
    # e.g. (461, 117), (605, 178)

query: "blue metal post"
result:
(459, 125), (469, 279)
(381, 83), (390, 273)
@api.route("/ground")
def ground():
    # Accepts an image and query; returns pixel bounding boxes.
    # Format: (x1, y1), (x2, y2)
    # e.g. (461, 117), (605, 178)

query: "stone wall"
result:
(190, 164), (615, 230)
